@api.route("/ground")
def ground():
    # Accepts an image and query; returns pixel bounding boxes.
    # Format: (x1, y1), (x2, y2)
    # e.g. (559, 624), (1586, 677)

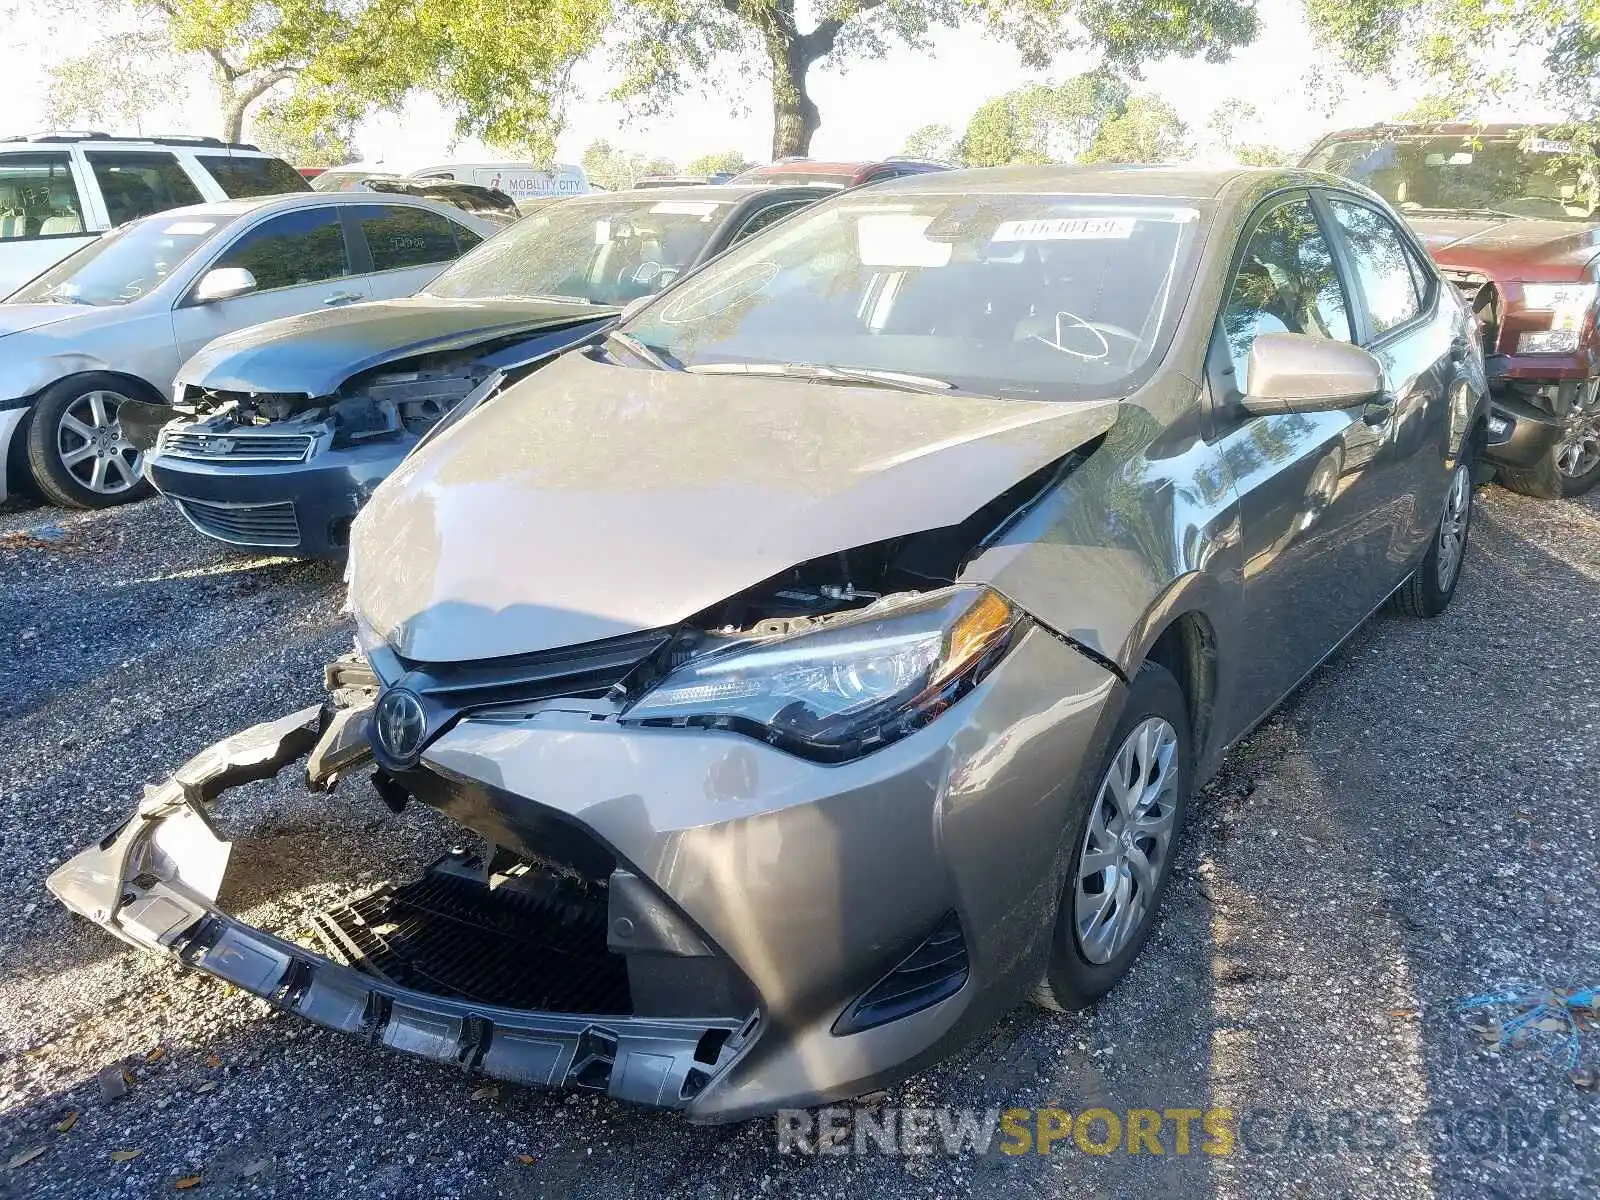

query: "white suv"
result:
(0, 132), (309, 296)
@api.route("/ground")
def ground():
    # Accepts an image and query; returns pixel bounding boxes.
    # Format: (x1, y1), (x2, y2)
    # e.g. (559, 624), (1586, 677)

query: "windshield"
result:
(424, 196), (733, 305)
(1305, 132), (1598, 221)
(9, 212), (221, 306)
(621, 192), (1202, 399)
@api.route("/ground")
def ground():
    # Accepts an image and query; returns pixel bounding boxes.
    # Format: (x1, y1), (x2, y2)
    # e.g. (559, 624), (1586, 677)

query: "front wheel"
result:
(1498, 390), (1600, 499)
(25, 374), (153, 509)
(1392, 459), (1473, 618)
(1034, 661), (1192, 1012)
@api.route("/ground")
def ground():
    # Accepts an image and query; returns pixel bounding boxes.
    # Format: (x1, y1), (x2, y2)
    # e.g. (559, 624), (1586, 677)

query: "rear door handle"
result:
(1362, 398), (1395, 426)
(323, 292), (362, 306)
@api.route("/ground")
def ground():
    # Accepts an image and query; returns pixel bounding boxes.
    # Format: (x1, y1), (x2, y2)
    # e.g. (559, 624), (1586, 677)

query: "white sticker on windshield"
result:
(991, 217), (1136, 242)
(162, 221), (216, 235)
(1530, 138), (1574, 154)
(593, 219), (611, 245)
(649, 202), (720, 217)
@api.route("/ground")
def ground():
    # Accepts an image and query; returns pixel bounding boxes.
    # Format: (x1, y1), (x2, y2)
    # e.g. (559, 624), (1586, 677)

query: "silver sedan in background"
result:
(0, 191), (497, 508)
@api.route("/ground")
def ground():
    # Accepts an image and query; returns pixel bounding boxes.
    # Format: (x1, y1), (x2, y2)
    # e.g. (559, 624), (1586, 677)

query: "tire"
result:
(1498, 403), (1600, 499)
(25, 374), (154, 509)
(1034, 660), (1193, 1013)
(1392, 458), (1473, 618)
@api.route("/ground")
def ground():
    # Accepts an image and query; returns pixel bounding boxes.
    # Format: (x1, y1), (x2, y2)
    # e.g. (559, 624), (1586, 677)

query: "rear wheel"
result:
(1034, 661), (1192, 1012)
(25, 374), (152, 509)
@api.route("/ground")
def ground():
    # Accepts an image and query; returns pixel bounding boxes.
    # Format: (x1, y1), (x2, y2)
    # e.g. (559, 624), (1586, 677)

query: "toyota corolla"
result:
(50, 166), (1488, 1121)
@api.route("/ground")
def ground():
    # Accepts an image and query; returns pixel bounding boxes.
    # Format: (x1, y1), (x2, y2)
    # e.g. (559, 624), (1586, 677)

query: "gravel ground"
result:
(1, 484), (1597, 1199)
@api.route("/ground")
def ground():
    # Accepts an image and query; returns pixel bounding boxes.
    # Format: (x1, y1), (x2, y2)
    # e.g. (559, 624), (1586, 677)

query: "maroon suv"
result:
(1304, 123), (1600, 497)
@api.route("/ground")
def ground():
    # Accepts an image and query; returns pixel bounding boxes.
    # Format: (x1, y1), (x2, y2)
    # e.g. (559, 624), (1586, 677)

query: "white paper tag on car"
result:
(162, 221), (217, 235)
(991, 217), (1136, 241)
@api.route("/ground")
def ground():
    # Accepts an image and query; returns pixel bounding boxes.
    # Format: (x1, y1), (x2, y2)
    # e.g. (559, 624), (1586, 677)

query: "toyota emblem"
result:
(372, 687), (428, 765)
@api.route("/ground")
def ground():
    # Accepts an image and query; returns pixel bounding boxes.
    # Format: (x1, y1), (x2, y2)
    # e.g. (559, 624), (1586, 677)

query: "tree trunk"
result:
(769, 42), (820, 159)
(214, 66), (297, 144)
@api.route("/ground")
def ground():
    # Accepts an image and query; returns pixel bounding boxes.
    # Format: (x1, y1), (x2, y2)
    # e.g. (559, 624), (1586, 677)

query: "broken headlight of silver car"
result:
(623, 586), (1024, 761)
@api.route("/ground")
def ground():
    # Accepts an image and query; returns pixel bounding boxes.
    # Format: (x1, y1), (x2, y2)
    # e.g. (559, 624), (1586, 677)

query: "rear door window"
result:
(197, 155), (311, 198)
(0, 151), (85, 239)
(211, 206), (350, 292)
(1326, 198), (1424, 337)
(355, 204), (466, 271)
(85, 151), (204, 226)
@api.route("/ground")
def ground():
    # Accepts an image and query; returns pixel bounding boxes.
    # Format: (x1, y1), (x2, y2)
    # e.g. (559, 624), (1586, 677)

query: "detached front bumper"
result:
(47, 705), (750, 1112)
(146, 437), (414, 558)
(48, 626), (1120, 1120)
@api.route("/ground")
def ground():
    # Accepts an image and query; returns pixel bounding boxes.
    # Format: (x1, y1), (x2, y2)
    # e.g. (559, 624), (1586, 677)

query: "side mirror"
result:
(1241, 332), (1383, 415)
(192, 266), (257, 304)
(619, 295), (652, 323)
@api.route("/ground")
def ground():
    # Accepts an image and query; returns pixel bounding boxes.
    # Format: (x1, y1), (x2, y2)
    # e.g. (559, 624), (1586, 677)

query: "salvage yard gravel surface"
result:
(2, 485), (1597, 1199)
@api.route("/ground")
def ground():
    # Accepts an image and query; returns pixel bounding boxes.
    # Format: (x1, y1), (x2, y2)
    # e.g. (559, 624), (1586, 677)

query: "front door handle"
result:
(1362, 398), (1395, 426)
(323, 292), (362, 306)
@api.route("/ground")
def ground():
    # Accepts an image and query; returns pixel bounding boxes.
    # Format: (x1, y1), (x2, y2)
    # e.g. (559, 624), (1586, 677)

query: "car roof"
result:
(866, 163), (1289, 200)
(0, 133), (282, 156)
(133, 189), (483, 224)
(1311, 122), (1564, 141)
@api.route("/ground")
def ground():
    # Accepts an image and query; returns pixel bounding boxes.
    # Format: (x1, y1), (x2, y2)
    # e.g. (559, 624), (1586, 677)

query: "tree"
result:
(1079, 93), (1191, 163)
(55, 0), (353, 142)
(42, 31), (189, 134)
(958, 72), (1132, 166)
(1303, 0), (1572, 117)
(605, 0), (1260, 159)
(315, 0), (610, 161)
(1203, 98), (1291, 166)
(686, 150), (755, 176)
(900, 123), (957, 163)
(249, 84), (363, 165)
(580, 139), (679, 188)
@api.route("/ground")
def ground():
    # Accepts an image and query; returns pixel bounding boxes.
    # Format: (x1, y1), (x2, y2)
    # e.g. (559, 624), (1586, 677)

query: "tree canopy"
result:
(948, 72), (1190, 167)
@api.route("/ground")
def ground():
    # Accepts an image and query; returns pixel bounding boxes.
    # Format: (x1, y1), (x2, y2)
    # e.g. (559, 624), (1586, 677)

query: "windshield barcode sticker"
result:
(991, 217), (1136, 242)
(162, 221), (216, 235)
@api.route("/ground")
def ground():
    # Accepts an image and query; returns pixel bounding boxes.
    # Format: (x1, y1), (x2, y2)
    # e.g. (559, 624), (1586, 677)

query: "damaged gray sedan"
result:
(51, 166), (1489, 1121)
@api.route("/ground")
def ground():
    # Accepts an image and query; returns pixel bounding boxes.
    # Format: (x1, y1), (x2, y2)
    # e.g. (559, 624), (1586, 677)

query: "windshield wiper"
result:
(685, 361), (964, 397)
(606, 331), (683, 372)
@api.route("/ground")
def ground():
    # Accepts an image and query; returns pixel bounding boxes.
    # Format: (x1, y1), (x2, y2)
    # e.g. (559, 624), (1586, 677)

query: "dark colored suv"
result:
(1304, 123), (1600, 497)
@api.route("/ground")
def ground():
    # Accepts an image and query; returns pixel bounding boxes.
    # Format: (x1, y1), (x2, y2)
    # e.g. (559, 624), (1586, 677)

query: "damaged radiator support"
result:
(311, 854), (631, 1015)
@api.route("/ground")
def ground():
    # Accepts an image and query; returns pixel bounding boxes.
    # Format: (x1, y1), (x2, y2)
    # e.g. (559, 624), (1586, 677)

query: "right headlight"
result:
(622, 586), (1026, 762)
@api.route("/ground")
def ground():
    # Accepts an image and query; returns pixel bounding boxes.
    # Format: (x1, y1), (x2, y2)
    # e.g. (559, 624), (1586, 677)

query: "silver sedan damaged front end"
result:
(49, 612), (1121, 1120)
(46, 362), (1133, 1119)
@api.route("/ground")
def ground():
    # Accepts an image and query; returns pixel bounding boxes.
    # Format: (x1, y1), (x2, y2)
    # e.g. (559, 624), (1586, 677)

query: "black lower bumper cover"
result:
(1484, 392), (1570, 468)
(46, 705), (747, 1111)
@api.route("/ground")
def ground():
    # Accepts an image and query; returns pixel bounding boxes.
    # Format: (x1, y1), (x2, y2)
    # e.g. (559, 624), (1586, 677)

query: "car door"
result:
(1317, 190), (1456, 571)
(170, 204), (365, 363)
(348, 202), (481, 299)
(1209, 191), (1396, 730)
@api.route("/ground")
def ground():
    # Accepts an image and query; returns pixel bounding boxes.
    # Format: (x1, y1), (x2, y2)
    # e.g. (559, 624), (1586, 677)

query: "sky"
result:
(0, 0), (1558, 172)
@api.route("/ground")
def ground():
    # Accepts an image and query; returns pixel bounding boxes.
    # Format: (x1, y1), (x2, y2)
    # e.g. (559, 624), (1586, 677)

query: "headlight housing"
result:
(623, 586), (1025, 762)
(1520, 283), (1597, 312)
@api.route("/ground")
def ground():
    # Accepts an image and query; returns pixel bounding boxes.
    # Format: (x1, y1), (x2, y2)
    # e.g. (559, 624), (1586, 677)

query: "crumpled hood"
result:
(179, 295), (617, 396)
(349, 350), (1119, 663)
(0, 303), (102, 339)
(1411, 216), (1600, 280)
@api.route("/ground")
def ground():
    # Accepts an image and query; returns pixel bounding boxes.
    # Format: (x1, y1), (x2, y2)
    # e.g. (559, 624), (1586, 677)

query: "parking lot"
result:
(1, 480), (1597, 1200)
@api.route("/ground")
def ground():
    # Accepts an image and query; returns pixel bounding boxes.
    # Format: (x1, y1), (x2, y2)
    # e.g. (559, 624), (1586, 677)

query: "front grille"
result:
(174, 497), (301, 547)
(161, 427), (315, 463)
(396, 627), (675, 713)
(833, 913), (969, 1034)
(312, 857), (630, 1014)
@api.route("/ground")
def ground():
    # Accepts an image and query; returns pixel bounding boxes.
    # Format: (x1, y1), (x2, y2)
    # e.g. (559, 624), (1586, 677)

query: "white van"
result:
(0, 132), (309, 297)
(407, 161), (589, 201)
